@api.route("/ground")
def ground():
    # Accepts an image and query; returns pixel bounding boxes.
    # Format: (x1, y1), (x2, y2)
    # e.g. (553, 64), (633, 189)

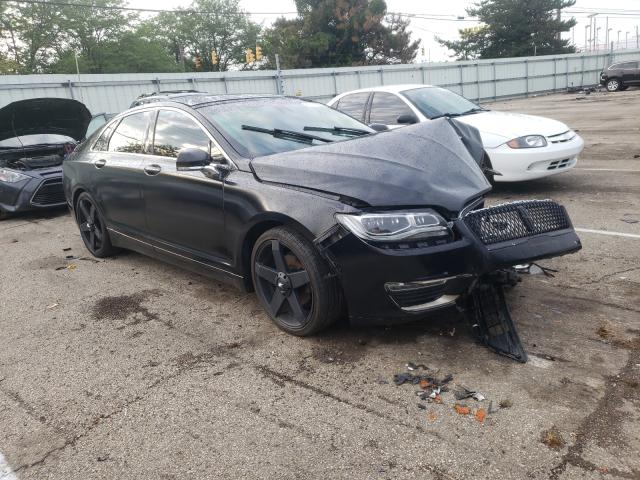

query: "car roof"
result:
(131, 92), (281, 107)
(329, 84), (436, 103)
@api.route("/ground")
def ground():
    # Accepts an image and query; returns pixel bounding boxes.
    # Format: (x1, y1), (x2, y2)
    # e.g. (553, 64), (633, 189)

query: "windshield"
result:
(199, 98), (375, 158)
(401, 87), (484, 119)
(0, 133), (75, 148)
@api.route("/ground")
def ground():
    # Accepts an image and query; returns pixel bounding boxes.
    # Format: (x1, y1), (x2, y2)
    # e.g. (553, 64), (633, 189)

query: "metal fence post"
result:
(476, 63), (481, 101)
(492, 62), (497, 100)
(421, 65), (426, 84)
(275, 54), (284, 95)
(222, 75), (228, 93)
(356, 70), (361, 89)
(580, 55), (585, 87)
(565, 56), (569, 89)
(458, 64), (464, 95)
(332, 70), (338, 96)
(553, 57), (557, 91)
(524, 59), (529, 97)
(153, 77), (161, 93)
(379, 68), (384, 85)
(65, 80), (75, 100)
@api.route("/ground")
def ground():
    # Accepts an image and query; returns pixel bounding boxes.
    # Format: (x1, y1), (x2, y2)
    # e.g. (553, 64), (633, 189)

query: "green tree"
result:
(174, 0), (261, 72)
(0, 1), (63, 73)
(440, 0), (576, 59)
(263, 0), (420, 69)
(58, 0), (138, 73)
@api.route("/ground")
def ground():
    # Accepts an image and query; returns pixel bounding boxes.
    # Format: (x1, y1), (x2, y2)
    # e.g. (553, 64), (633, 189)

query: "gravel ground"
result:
(1, 88), (639, 480)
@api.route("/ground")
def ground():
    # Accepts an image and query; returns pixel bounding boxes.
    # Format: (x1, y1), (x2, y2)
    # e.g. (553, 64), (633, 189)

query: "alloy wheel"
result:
(77, 197), (104, 254)
(253, 239), (313, 328)
(607, 79), (619, 92)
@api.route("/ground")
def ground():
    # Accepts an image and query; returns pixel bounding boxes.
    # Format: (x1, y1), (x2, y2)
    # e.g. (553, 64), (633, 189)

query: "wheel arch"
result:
(239, 213), (317, 292)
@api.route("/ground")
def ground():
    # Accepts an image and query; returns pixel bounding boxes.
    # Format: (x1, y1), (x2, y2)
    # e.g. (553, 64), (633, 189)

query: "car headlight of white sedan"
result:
(506, 135), (548, 149)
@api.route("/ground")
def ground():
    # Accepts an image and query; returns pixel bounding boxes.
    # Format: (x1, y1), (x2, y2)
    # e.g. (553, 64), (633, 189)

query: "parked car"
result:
(600, 61), (640, 91)
(0, 98), (91, 219)
(63, 93), (581, 361)
(328, 85), (585, 182)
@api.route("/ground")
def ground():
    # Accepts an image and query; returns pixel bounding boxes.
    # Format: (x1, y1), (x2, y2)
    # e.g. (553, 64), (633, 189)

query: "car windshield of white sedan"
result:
(402, 87), (484, 120)
(200, 99), (374, 158)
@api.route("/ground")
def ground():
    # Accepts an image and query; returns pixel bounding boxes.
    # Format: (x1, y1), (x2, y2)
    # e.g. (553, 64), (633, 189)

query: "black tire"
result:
(606, 78), (621, 92)
(251, 226), (342, 336)
(75, 192), (117, 258)
(0, 210), (8, 221)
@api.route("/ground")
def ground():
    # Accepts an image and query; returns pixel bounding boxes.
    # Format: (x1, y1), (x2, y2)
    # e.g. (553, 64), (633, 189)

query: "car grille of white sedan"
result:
(547, 131), (576, 144)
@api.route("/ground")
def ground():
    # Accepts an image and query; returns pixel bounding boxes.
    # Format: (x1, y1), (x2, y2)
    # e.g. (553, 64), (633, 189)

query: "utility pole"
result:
(588, 13), (598, 51)
(618, 30), (621, 49)
(596, 27), (601, 51)
(585, 25), (590, 52)
(605, 17), (609, 48)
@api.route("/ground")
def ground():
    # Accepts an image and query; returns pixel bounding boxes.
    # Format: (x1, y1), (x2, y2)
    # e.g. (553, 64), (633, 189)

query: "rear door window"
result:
(334, 93), (370, 122)
(108, 112), (153, 154)
(152, 110), (212, 158)
(369, 93), (414, 125)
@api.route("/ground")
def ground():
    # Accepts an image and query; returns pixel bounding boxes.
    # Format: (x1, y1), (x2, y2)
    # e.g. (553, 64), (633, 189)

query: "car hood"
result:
(250, 119), (491, 214)
(455, 111), (570, 146)
(0, 98), (91, 142)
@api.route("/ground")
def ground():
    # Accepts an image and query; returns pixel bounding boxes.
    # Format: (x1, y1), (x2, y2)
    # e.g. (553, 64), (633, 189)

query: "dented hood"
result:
(250, 119), (491, 213)
(0, 98), (91, 142)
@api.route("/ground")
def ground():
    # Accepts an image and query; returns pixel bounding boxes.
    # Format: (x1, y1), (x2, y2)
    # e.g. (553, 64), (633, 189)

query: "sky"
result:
(129, 0), (640, 62)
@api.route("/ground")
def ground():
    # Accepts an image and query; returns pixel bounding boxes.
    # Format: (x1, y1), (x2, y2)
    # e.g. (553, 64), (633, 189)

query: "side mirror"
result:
(176, 148), (211, 171)
(396, 114), (419, 125)
(368, 123), (389, 132)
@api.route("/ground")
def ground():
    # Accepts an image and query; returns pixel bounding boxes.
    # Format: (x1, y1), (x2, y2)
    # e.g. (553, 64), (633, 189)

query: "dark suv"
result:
(600, 61), (640, 91)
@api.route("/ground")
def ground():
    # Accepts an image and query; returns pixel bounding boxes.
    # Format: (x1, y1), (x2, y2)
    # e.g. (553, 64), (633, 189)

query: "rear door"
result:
(141, 108), (229, 266)
(92, 111), (152, 235)
(621, 62), (639, 85)
(333, 92), (371, 123)
(368, 92), (417, 129)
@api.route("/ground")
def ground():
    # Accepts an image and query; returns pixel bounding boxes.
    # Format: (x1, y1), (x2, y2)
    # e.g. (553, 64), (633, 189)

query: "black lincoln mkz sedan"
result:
(63, 93), (581, 360)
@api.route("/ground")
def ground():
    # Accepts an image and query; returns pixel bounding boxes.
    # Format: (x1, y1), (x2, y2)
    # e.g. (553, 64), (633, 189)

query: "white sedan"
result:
(328, 84), (584, 182)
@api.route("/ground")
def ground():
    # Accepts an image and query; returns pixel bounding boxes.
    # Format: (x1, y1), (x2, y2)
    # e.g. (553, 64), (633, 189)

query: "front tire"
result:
(75, 192), (117, 258)
(251, 226), (342, 336)
(606, 78), (621, 92)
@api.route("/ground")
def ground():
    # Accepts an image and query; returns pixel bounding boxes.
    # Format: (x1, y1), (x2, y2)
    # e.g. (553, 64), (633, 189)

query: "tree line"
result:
(0, 0), (421, 74)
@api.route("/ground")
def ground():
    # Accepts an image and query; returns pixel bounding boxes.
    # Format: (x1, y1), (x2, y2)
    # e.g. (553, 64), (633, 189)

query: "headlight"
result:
(0, 168), (30, 183)
(335, 210), (451, 242)
(506, 135), (547, 149)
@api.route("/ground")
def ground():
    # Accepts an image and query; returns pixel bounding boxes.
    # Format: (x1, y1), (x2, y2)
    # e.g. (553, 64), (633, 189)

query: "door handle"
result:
(144, 164), (162, 176)
(94, 159), (106, 169)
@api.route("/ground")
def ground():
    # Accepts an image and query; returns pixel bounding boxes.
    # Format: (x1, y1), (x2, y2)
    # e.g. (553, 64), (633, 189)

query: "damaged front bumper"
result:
(317, 199), (581, 325)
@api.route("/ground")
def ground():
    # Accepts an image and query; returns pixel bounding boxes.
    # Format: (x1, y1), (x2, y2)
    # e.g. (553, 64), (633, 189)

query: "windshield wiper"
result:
(302, 126), (370, 137)
(241, 125), (333, 144)
(460, 107), (486, 115)
(430, 108), (486, 120)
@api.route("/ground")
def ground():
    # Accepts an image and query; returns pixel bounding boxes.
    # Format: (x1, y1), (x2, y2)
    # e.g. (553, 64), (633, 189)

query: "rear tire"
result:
(606, 78), (621, 92)
(0, 210), (8, 221)
(251, 226), (342, 336)
(75, 192), (118, 258)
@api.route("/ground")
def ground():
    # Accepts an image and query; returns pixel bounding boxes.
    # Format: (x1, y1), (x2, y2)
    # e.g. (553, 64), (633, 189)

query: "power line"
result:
(0, 0), (480, 21)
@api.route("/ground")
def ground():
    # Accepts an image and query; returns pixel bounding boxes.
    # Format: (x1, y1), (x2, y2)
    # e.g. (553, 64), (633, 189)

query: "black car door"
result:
(91, 111), (152, 235)
(621, 62), (639, 85)
(141, 108), (229, 266)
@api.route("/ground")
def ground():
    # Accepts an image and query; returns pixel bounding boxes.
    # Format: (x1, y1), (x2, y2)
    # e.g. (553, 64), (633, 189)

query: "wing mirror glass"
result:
(368, 123), (389, 132)
(176, 148), (211, 171)
(396, 114), (419, 125)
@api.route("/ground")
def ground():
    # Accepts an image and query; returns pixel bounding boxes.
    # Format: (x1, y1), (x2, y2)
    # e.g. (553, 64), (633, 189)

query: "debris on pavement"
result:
(62, 247), (72, 251)
(499, 399), (513, 409)
(427, 411), (437, 421)
(453, 386), (486, 402)
(475, 408), (487, 423)
(454, 404), (470, 415)
(46, 303), (58, 310)
(541, 427), (565, 449)
(405, 362), (429, 371)
(514, 263), (558, 277)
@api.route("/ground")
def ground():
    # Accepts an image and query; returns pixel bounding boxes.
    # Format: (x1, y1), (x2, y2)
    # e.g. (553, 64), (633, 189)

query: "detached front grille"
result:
(31, 179), (65, 206)
(463, 200), (572, 245)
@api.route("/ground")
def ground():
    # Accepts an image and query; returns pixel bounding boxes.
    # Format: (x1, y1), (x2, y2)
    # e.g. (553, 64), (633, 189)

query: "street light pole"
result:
(617, 30), (621, 49)
(596, 27), (601, 50)
(585, 25), (590, 52)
